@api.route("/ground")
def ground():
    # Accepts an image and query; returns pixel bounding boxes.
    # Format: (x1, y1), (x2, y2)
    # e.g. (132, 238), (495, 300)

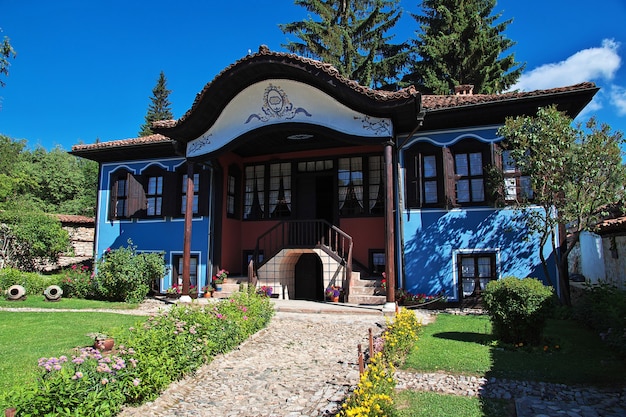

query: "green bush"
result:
(573, 282), (626, 356)
(59, 264), (97, 299)
(93, 240), (167, 303)
(0, 267), (55, 296)
(8, 290), (274, 416)
(483, 277), (554, 345)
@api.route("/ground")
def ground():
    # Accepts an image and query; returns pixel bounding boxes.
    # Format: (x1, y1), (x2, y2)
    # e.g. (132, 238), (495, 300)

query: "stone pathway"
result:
(396, 372), (626, 417)
(117, 311), (387, 417)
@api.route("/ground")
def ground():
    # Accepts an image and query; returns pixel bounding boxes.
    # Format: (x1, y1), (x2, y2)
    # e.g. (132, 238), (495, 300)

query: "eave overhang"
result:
(152, 47), (422, 149)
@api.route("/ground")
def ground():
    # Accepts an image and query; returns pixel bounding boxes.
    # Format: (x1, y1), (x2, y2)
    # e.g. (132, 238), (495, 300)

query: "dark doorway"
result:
(294, 253), (323, 300)
(296, 174), (335, 224)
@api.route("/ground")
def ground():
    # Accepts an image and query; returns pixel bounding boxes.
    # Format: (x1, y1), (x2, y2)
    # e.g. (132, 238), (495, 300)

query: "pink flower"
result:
(101, 378), (109, 385)
(133, 378), (141, 386)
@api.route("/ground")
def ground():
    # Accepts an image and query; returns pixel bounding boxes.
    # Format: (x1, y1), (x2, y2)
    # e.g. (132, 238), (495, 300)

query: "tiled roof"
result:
(71, 134), (172, 152)
(56, 214), (95, 225)
(153, 46), (420, 131)
(422, 82), (597, 110)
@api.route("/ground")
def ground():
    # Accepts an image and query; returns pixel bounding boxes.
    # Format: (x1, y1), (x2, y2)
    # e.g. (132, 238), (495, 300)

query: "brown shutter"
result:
(128, 173), (146, 218)
(405, 151), (419, 208)
(443, 147), (456, 208)
(198, 166), (212, 217)
(109, 174), (118, 220)
(162, 171), (178, 217)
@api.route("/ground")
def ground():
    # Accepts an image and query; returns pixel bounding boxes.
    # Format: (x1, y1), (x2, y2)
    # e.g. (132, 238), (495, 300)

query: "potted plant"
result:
(202, 285), (213, 298)
(212, 268), (228, 291)
(325, 285), (342, 302)
(165, 284), (181, 298)
(257, 285), (273, 297)
(88, 332), (114, 351)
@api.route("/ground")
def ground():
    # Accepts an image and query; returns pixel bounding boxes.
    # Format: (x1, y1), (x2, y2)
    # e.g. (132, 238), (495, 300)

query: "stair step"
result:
(347, 294), (387, 305)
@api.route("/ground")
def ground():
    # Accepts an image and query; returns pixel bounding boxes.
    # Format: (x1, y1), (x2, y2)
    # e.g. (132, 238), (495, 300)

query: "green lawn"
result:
(404, 313), (626, 385)
(0, 310), (145, 406)
(0, 297), (137, 310)
(396, 313), (626, 417)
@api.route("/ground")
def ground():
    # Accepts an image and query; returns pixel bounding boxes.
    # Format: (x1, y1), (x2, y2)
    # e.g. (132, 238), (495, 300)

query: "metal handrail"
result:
(253, 219), (353, 290)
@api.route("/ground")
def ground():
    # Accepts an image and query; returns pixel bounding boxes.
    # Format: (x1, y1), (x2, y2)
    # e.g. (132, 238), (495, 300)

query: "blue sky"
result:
(1, 0), (625, 151)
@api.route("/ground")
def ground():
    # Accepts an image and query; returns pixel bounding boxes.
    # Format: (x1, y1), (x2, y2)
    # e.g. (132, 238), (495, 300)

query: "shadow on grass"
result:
(432, 331), (493, 345)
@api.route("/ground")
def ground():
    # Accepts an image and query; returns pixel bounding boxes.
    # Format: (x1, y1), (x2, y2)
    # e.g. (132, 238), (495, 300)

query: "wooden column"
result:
(384, 141), (396, 304)
(182, 161), (195, 297)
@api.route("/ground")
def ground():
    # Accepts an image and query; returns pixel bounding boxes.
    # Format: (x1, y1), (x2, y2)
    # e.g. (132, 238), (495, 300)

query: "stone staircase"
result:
(347, 275), (386, 305)
(212, 276), (251, 299)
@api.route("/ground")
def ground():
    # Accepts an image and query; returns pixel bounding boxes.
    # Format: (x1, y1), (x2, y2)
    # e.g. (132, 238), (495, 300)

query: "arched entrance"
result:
(294, 253), (324, 301)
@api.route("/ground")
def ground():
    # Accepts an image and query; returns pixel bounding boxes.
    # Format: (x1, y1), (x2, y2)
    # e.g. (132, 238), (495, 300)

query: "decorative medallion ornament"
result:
(245, 84), (311, 123)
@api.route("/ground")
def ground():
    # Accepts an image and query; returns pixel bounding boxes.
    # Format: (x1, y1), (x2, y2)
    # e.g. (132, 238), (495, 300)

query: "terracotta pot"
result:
(331, 296), (339, 302)
(204, 292), (212, 298)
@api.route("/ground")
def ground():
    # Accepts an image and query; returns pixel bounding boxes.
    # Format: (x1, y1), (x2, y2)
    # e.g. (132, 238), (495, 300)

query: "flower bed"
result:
(5, 287), (274, 417)
(338, 308), (422, 416)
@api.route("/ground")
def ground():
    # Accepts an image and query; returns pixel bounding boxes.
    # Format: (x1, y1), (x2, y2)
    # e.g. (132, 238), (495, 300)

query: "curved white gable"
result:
(187, 79), (392, 157)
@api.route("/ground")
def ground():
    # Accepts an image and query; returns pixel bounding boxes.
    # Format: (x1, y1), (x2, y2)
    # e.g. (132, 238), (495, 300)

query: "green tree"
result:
(280, 0), (408, 88)
(139, 71), (173, 137)
(0, 31), (16, 87)
(497, 106), (626, 305)
(0, 209), (70, 271)
(405, 0), (523, 94)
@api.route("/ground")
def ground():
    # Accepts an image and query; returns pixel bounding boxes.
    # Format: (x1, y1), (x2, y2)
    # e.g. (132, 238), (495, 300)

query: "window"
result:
(244, 165), (265, 220)
(109, 169), (144, 220)
(455, 152), (484, 203)
(368, 156), (384, 214)
(173, 254), (199, 290)
(458, 253), (496, 298)
(405, 144), (444, 209)
(181, 173), (199, 215)
(146, 175), (163, 216)
(269, 162), (291, 218)
(112, 172), (128, 218)
(370, 250), (386, 276)
(227, 165), (241, 218)
(502, 150), (533, 201)
(338, 157), (364, 216)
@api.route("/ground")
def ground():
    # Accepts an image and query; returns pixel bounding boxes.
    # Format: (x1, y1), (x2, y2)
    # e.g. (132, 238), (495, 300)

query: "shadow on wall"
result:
(403, 208), (551, 298)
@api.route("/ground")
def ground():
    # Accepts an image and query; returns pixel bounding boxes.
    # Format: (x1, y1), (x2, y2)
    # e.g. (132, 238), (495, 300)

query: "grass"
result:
(403, 313), (626, 385)
(0, 310), (146, 403)
(395, 313), (626, 417)
(0, 297), (137, 310)
(395, 391), (512, 417)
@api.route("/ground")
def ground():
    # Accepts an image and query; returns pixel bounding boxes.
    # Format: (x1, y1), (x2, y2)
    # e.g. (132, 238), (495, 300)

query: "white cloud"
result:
(610, 85), (626, 116)
(510, 39), (621, 91)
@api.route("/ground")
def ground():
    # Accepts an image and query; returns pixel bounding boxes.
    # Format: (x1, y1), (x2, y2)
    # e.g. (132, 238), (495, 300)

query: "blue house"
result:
(71, 48), (597, 305)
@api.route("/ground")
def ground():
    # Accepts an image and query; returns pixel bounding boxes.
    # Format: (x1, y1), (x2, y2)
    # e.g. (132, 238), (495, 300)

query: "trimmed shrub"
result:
(0, 267), (55, 296)
(483, 277), (554, 345)
(573, 282), (626, 356)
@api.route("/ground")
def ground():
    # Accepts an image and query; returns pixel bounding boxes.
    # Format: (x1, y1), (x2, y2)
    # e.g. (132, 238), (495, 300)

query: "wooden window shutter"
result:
(127, 173), (146, 218)
(162, 170), (179, 217)
(405, 152), (419, 208)
(109, 174), (118, 220)
(442, 147), (456, 208)
(198, 167), (210, 216)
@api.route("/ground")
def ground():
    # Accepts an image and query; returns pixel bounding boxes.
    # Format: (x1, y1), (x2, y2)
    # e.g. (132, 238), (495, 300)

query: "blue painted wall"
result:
(401, 207), (557, 301)
(95, 158), (212, 293)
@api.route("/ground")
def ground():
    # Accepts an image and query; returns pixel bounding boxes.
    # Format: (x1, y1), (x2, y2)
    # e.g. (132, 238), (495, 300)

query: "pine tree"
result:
(404, 0), (524, 94)
(1, 32), (16, 87)
(139, 71), (173, 137)
(280, 0), (408, 88)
